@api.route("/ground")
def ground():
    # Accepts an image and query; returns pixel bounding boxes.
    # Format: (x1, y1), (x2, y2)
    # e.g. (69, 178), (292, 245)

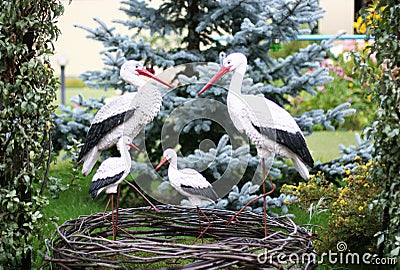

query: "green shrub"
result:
(319, 160), (382, 254)
(281, 172), (339, 209)
(282, 160), (382, 254)
(357, 0), (400, 257)
(287, 48), (377, 131)
(0, 1), (63, 268)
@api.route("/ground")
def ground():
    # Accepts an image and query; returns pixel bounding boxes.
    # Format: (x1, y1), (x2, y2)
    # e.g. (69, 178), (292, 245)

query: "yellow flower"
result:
(344, 168), (351, 175)
(358, 206), (364, 211)
(284, 199), (289, 204)
(340, 199), (346, 205)
(348, 82), (354, 88)
(354, 17), (367, 34)
(362, 164), (368, 170)
(363, 183), (370, 188)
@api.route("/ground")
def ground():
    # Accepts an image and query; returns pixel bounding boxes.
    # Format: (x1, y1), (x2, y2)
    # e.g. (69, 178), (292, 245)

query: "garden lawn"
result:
(307, 130), (359, 163)
(54, 87), (116, 105)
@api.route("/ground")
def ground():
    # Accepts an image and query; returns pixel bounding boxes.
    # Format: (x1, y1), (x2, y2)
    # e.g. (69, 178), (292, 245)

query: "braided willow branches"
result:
(43, 205), (316, 269)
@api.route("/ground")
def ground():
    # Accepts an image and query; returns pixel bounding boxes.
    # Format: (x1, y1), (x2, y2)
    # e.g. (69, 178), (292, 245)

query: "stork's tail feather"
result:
(292, 156), (310, 180)
(81, 147), (100, 176)
(89, 186), (99, 199)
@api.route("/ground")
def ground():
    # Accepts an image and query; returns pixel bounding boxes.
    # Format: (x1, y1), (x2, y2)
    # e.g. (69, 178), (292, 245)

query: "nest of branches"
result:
(43, 205), (317, 269)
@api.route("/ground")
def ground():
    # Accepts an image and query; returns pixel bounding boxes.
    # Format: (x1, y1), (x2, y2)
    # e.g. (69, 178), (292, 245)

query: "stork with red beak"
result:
(78, 60), (172, 176)
(155, 148), (219, 242)
(198, 52), (314, 236)
(89, 136), (138, 240)
(155, 148), (219, 206)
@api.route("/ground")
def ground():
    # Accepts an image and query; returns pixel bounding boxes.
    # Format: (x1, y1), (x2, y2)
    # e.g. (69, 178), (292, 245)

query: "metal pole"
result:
(60, 65), (66, 105)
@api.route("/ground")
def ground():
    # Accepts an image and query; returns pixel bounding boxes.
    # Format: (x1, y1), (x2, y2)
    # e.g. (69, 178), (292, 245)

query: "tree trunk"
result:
(187, 0), (200, 51)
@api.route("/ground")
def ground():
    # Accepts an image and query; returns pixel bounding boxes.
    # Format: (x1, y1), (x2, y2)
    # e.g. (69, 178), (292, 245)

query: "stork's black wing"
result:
(254, 125), (314, 168)
(89, 171), (124, 199)
(181, 185), (219, 202)
(78, 109), (135, 161)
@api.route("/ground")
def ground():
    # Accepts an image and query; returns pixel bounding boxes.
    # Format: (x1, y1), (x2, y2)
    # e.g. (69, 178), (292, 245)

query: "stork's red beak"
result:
(137, 68), (172, 88)
(155, 157), (168, 171)
(198, 65), (231, 95)
(128, 143), (141, 152)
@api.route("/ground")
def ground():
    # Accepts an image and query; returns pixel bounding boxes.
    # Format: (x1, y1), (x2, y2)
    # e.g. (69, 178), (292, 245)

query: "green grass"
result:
(42, 160), (104, 233)
(54, 87), (116, 105)
(306, 130), (359, 162)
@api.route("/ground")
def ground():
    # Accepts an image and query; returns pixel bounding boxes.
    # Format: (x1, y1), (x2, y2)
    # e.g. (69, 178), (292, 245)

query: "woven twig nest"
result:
(44, 205), (317, 269)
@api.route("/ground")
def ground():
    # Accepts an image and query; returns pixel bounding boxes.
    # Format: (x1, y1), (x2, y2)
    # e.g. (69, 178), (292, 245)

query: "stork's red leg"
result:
(227, 169), (275, 235)
(193, 206), (211, 244)
(197, 206), (203, 244)
(111, 194), (117, 241)
(103, 195), (112, 222)
(261, 158), (268, 237)
(116, 185), (121, 225)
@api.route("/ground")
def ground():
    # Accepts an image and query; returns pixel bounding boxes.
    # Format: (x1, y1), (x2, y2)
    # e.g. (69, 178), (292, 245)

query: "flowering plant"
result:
(354, 1), (384, 34)
(282, 159), (382, 254)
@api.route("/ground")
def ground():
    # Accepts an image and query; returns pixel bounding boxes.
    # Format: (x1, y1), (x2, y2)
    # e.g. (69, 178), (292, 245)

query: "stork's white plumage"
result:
(199, 52), (314, 237)
(78, 60), (171, 176)
(155, 148), (219, 206)
(88, 136), (137, 240)
(199, 52), (314, 179)
(89, 136), (135, 198)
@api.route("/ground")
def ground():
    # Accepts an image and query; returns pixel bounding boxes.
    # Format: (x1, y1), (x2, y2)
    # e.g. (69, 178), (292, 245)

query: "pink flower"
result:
(337, 71), (345, 77)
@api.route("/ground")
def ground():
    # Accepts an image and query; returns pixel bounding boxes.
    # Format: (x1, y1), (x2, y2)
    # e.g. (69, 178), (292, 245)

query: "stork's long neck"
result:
(136, 84), (162, 108)
(229, 69), (244, 96)
(168, 154), (178, 170)
(118, 142), (131, 170)
(227, 61), (247, 99)
(136, 78), (146, 89)
(226, 63), (247, 133)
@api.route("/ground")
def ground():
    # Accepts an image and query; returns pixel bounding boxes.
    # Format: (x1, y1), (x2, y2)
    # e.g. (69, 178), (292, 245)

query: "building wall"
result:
(319, 0), (355, 35)
(51, 0), (356, 77)
(50, 0), (129, 77)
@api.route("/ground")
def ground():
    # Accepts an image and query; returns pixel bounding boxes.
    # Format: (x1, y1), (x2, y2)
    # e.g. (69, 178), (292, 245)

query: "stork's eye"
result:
(227, 60), (232, 65)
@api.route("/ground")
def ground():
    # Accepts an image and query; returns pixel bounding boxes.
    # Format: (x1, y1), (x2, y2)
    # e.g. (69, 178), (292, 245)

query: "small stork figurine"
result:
(90, 136), (158, 240)
(155, 148), (219, 242)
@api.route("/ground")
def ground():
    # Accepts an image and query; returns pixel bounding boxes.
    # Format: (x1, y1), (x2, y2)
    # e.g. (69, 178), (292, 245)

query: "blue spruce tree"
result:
(56, 0), (356, 210)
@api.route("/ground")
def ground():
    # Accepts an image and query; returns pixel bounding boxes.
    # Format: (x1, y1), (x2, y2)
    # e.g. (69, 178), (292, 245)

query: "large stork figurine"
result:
(155, 148), (219, 242)
(198, 52), (314, 236)
(78, 60), (171, 176)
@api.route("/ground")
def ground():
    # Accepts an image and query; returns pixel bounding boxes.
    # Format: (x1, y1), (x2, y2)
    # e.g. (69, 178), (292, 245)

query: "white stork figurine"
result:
(199, 52), (314, 179)
(155, 148), (219, 242)
(78, 60), (171, 176)
(89, 136), (136, 240)
(155, 148), (219, 206)
(198, 52), (314, 235)
(90, 135), (160, 240)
